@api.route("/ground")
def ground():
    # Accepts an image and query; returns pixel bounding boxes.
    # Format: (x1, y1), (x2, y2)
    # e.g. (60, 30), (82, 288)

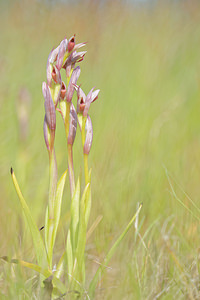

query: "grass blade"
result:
(89, 203), (143, 297)
(164, 166), (200, 221)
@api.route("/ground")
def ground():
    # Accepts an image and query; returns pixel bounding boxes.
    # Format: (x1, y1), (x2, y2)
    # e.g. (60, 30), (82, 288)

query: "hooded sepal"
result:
(68, 104), (77, 146)
(66, 66), (81, 102)
(84, 115), (93, 155)
(42, 82), (56, 153)
(75, 85), (100, 117)
(56, 39), (68, 71)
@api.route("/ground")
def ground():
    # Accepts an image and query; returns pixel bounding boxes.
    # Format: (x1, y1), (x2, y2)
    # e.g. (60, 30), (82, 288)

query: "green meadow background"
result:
(1, 0), (200, 298)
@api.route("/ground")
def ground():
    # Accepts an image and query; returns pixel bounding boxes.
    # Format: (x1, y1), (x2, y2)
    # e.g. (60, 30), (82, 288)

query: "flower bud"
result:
(47, 47), (59, 86)
(91, 89), (100, 103)
(83, 87), (94, 117)
(68, 104), (77, 145)
(43, 116), (50, 151)
(66, 66), (81, 102)
(48, 46), (60, 64)
(42, 82), (56, 132)
(84, 115), (93, 155)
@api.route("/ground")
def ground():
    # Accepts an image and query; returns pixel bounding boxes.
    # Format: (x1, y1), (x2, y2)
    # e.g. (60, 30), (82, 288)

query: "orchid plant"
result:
(7, 36), (142, 299)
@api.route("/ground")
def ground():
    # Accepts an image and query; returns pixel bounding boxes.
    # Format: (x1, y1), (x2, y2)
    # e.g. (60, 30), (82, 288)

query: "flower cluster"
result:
(42, 35), (100, 160)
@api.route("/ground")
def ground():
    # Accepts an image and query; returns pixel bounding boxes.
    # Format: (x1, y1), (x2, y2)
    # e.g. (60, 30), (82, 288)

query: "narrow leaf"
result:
(51, 170), (67, 251)
(54, 251), (66, 279)
(10, 168), (48, 268)
(66, 229), (73, 281)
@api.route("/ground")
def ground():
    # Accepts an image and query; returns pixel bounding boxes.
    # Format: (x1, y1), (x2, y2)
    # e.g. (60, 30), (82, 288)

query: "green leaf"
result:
(66, 229), (73, 281)
(46, 170), (67, 269)
(52, 170), (67, 252)
(10, 168), (48, 269)
(89, 203), (143, 298)
(54, 251), (66, 279)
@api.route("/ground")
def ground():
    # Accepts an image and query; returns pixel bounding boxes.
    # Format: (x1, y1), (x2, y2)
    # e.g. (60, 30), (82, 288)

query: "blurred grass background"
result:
(1, 0), (200, 298)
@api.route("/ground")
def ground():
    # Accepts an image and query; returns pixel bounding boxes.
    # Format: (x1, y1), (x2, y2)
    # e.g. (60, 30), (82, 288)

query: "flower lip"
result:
(52, 65), (61, 84)
(68, 35), (76, 53)
(60, 81), (66, 99)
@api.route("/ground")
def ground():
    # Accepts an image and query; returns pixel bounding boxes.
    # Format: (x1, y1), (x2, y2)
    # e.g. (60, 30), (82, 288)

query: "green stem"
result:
(81, 116), (89, 185)
(65, 102), (70, 138)
(84, 153), (89, 185)
(65, 101), (75, 198)
(68, 143), (75, 197)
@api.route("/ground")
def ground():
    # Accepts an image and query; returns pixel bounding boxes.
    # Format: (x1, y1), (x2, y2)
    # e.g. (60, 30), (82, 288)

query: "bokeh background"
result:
(1, 0), (200, 298)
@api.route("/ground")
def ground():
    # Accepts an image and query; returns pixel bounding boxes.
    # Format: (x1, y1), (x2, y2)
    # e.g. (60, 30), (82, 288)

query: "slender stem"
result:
(83, 153), (89, 185)
(65, 102), (70, 138)
(81, 116), (89, 185)
(65, 101), (75, 197)
(68, 143), (75, 197)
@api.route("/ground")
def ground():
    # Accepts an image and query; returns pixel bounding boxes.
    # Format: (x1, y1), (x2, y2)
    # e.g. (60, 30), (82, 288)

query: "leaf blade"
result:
(11, 168), (48, 268)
